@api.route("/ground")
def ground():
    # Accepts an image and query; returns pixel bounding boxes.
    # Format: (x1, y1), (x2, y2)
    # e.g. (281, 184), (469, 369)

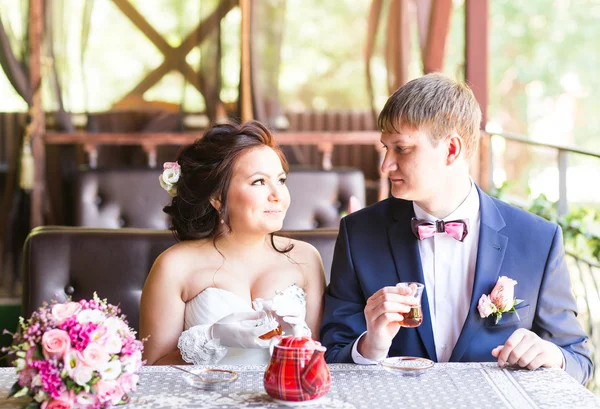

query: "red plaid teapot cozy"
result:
(264, 335), (332, 403)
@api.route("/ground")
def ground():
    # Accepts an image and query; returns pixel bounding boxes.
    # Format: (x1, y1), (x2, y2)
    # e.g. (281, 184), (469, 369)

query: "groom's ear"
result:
(446, 132), (463, 165)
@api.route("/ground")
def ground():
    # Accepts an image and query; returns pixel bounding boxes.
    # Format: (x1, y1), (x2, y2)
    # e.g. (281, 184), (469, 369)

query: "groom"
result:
(320, 73), (592, 384)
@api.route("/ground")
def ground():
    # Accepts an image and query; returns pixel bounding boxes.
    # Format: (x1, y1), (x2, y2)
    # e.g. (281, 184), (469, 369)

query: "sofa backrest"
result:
(284, 168), (365, 229)
(22, 226), (338, 333)
(74, 168), (365, 230)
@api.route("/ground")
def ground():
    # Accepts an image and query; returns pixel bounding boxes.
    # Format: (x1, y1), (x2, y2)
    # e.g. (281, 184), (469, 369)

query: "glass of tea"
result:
(252, 299), (283, 340)
(395, 282), (424, 328)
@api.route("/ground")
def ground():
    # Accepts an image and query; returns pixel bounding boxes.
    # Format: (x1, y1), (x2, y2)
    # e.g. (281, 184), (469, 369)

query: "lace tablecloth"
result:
(1, 363), (598, 408)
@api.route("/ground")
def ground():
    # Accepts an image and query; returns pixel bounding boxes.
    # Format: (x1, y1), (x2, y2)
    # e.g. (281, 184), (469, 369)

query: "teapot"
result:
(264, 335), (331, 404)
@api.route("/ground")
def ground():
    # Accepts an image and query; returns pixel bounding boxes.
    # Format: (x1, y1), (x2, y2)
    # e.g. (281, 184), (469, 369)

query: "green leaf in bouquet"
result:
(33, 345), (44, 360)
(15, 351), (26, 358)
(13, 386), (29, 398)
(25, 402), (41, 409)
(7, 381), (21, 398)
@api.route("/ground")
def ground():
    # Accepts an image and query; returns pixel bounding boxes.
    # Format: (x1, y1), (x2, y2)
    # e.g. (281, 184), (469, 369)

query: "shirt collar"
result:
(413, 180), (480, 222)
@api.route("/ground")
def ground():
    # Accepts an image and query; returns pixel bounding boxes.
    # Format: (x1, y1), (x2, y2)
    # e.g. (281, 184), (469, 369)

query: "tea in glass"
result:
(396, 282), (424, 328)
(252, 299), (283, 340)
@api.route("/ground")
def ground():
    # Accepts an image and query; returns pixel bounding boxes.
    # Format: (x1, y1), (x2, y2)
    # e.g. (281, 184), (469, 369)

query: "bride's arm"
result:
(301, 244), (327, 340)
(140, 249), (188, 365)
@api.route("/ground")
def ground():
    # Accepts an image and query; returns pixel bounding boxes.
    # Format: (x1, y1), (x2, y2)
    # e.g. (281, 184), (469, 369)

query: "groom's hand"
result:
(491, 328), (564, 370)
(357, 286), (417, 360)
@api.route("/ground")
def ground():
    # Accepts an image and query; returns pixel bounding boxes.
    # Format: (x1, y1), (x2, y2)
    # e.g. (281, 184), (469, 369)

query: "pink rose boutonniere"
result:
(477, 276), (523, 324)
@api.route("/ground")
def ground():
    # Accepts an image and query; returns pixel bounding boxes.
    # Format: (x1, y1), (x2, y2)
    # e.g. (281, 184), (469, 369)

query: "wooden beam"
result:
(44, 131), (382, 146)
(423, 0), (453, 73)
(240, 0), (253, 121)
(43, 130), (389, 200)
(415, 0), (433, 57)
(112, 0), (229, 106)
(111, 0), (172, 56)
(178, 0), (236, 55)
(465, 0), (489, 189)
(465, 0), (488, 126)
(123, 61), (173, 98)
(29, 0), (45, 228)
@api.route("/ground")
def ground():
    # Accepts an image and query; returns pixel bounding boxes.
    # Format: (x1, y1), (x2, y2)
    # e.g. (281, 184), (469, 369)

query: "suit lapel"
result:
(387, 200), (437, 361)
(450, 188), (508, 362)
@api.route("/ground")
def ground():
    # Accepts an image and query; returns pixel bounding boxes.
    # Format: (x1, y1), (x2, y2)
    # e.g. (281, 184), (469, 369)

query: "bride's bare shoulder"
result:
(272, 235), (323, 269)
(147, 239), (218, 282)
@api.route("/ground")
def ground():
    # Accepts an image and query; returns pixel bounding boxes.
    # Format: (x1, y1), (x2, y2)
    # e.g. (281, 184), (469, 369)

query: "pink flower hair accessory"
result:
(477, 276), (523, 324)
(159, 161), (181, 197)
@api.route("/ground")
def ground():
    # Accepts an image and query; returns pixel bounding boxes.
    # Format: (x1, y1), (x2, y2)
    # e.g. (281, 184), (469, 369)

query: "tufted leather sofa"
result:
(74, 168), (365, 230)
(75, 169), (172, 229)
(22, 226), (338, 334)
(284, 168), (365, 229)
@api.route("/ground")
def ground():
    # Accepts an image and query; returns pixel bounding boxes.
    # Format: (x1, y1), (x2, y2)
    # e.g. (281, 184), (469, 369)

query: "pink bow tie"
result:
(411, 217), (469, 242)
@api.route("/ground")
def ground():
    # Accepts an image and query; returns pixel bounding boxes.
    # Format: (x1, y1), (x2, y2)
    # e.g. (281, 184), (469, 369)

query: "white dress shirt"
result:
(352, 183), (480, 364)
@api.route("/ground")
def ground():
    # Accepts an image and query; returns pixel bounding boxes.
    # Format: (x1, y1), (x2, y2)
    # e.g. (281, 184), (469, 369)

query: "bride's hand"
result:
(210, 311), (279, 348)
(273, 299), (311, 337)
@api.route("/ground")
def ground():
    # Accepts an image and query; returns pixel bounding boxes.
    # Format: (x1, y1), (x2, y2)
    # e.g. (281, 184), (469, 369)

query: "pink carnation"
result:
(94, 380), (124, 405)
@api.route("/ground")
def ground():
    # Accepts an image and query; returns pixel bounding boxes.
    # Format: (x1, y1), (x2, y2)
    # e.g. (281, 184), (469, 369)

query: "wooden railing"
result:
(43, 130), (390, 201)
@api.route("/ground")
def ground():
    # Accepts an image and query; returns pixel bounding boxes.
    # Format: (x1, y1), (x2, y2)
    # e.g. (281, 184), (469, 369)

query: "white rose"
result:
(162, 167), (180, 185)
(77, 309), (106, 324)
(103, 317), (127, 335)
(99, 360), (122, 381)
(73, 365), (93, 386)
(104, 334), (123, 355)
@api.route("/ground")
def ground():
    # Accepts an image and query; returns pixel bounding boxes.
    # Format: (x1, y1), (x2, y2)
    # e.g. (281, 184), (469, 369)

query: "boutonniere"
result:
(477, 276), (523, 324)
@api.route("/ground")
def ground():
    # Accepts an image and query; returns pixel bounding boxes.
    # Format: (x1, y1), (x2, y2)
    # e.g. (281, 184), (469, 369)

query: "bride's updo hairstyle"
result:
(163, 120), (290, 247)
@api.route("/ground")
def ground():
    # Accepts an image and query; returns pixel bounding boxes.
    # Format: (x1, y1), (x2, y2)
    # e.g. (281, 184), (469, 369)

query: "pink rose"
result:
(78, 343), (109, 368)
(41, 399), (71, 409)
(94, 380), (124, 405)
(477, 294), (497, 318)
(490, 276), (518, 312)
(42, 329), (71, 359)
(52, 302), (82, 324)
(41, 391), (73, 409)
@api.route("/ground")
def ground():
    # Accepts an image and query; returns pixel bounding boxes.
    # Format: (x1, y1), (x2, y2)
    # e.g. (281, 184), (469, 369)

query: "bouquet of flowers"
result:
(2, 293), (144, 408)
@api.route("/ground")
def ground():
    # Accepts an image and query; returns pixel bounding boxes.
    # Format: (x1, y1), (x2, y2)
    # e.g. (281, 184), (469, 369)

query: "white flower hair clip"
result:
(159, 161), (181, 197)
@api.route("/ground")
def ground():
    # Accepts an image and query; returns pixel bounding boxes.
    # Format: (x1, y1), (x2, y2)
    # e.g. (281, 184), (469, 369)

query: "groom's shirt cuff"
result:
(351, 331), (388, 365)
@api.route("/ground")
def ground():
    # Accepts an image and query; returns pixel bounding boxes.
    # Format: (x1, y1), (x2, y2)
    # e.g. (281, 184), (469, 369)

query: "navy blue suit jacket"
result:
(320, 187), (593, 384)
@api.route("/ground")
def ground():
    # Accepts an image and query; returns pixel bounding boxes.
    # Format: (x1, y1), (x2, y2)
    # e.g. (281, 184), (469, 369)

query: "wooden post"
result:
(240, 0), (253, 121)
(30, 0), (45, 228)
(465, 0), (489, 188)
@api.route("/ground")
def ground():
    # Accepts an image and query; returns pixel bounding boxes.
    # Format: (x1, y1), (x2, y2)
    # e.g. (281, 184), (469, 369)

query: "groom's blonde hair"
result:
(378, 73), (482, 162)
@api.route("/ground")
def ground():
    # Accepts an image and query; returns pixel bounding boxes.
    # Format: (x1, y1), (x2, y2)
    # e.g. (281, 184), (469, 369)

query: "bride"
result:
(140, 121), (326, 365)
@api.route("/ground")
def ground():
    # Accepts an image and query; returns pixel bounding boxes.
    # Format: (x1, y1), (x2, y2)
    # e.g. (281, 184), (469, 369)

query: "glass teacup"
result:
(252, 298), (283, 340)
(395, 282), (424, 328)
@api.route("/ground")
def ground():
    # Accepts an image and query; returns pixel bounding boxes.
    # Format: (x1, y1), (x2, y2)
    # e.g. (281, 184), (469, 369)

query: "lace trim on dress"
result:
(178, 325), (228, 365)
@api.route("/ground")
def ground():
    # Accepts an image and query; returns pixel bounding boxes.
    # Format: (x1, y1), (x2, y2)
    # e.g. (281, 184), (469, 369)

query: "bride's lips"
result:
(389, 177), (403, 183)
(264, 210), (282, 215)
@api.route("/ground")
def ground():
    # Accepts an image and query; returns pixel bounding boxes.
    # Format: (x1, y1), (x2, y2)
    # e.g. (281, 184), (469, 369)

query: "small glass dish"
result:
(380, 357), (433, 377)
(181, 368), (239, 390)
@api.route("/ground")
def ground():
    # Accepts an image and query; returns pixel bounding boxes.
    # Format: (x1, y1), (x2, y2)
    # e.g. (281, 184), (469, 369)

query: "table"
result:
(1, 363), (599, 408)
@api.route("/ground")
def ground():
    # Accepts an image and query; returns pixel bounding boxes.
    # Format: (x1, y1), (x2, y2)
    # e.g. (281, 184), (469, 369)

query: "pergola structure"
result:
(23, 0), (489, 228)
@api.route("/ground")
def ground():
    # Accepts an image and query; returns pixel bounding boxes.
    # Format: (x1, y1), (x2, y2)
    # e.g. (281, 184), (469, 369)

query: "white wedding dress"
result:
(177, 284), (306, 365)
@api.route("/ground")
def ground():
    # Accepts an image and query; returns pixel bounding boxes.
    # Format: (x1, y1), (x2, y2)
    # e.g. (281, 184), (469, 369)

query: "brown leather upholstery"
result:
(284, 168), (365, 230)
(74, 168), (365, 230)
(75, 169), (172, 229)
(22, 226), (338, 333)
